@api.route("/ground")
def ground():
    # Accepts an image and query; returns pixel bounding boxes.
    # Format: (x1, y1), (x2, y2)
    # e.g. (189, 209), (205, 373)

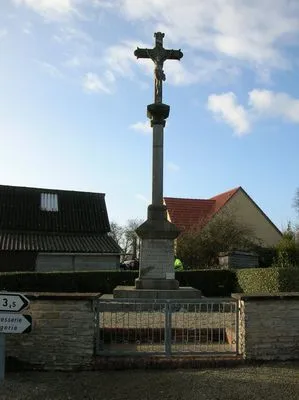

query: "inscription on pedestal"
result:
(139, 239), (174, 279)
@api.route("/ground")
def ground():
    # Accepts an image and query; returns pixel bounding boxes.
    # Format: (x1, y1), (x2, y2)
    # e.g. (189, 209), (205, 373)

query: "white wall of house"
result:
(220, 190), (282, 247)
(36, 253), (120, 272)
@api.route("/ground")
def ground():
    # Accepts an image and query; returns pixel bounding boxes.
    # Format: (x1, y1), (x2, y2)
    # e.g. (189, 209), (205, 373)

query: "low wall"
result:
(5, 293), (99, 370)
(233, 293), (299, 360)
(3, 292), (299, 369)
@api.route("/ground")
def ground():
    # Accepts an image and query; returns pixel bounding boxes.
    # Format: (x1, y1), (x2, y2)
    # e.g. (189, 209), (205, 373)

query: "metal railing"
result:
(94, 298), (239, 356)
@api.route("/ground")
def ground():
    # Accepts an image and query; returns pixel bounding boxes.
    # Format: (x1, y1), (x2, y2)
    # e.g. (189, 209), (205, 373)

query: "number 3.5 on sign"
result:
(0, 293), (29, 313)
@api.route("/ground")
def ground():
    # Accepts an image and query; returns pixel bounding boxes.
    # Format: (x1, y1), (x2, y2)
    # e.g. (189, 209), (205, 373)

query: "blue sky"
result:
(1, 0), (299, 229)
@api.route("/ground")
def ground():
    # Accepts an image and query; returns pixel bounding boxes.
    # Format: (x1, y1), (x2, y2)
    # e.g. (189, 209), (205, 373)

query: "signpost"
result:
(0, 314), (32, 334)
(0, 292), (31, 383)
(0, 293), (30, 312)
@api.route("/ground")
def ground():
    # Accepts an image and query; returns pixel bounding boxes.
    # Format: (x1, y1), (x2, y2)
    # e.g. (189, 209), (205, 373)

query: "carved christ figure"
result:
(134, 32), (183, 104)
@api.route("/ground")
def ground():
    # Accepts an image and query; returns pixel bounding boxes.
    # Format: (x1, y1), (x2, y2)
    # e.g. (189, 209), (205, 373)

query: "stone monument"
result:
(114, 32), (201, 299)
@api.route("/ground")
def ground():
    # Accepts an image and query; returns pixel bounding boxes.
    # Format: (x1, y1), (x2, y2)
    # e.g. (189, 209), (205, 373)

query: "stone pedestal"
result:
(135, 204), (180, 290)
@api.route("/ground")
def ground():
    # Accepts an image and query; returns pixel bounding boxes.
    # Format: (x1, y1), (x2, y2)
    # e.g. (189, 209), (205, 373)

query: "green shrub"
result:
(273, 225), (299, 268)
(2, 268), (297, 297)
(0, 270), (237, 297)
(175, 270), (237, 297)
(236, 267), (299, 294)
(0, 271), (138, 294)
(252, 246), (277, 267)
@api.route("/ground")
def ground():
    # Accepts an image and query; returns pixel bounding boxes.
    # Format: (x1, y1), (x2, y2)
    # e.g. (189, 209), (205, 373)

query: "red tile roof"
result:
(164, 187), (240, 232)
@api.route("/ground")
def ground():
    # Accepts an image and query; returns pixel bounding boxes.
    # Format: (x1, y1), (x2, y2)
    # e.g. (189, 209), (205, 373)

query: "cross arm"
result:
(165, 49), (183, 60)
(134, 47), (150, 59)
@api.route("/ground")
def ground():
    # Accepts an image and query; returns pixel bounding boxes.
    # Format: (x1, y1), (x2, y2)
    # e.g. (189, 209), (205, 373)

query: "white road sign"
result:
(0, 293), (30, 312)
(0, 313), (32, 334)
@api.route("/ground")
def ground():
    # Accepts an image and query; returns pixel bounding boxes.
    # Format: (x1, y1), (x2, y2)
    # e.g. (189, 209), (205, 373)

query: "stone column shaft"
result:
(152, 124), (164, 206)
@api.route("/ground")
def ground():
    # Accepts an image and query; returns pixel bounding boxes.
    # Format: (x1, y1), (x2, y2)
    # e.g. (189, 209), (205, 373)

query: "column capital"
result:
(147, 103), (170, 126)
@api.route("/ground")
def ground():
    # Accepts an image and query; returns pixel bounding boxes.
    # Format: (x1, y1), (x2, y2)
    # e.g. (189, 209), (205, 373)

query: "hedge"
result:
(236, 267), (299, 294)
(0, 270), (236, 297)
(0, 271), (138, 294)
(175, 270), (237, 297)
(1, 268), (298, 297)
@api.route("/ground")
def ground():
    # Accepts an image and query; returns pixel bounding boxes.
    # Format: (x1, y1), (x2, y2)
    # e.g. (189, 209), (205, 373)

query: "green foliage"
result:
(0, 270), (236, 297)
(237, 267), (299, 294)
(0, 271), (138, 294)
(177, 211), (258, 269)
(175, 270), (237, 297)
(1, 268), (298, 298)
(251, 246), (277, 268)
(273, 223), (299, 268)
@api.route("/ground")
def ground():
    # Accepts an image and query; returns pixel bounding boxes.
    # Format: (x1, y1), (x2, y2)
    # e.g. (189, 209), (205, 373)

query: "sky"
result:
(0, 0), (299, 229)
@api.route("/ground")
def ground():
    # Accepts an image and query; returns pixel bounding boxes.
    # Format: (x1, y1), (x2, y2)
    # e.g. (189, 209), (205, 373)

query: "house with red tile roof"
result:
(164, 187), (282, 247)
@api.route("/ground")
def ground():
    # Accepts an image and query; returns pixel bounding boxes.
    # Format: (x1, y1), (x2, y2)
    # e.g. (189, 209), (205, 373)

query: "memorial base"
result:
(113, 286), (202, 300)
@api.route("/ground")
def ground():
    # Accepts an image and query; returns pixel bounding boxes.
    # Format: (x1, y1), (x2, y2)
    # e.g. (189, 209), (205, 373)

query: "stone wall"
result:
(233, 293), (299, 360)
(5, 293), (99, 370)
(4, 292), (299, 369)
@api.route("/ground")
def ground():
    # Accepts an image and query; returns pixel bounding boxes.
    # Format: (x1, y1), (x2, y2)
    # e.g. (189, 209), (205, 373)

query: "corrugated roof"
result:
(0, 232), (121, 253)
(164, 187), (240, 232)
(0, 185), (110, 234)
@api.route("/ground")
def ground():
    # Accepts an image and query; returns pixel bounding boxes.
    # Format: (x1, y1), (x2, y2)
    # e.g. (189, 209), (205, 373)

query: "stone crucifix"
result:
(134, 32), (183, 104)
(134, 33), (184, 209)
(132, 32), (183, 292)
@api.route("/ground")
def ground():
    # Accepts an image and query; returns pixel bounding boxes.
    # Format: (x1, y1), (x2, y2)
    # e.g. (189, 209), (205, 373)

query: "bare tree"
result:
(109, 219), (143, 261)
(293, 188), (299, 216)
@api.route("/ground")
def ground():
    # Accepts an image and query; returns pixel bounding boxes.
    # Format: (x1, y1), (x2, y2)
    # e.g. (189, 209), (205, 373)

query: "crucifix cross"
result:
(134, 32), (183, 104)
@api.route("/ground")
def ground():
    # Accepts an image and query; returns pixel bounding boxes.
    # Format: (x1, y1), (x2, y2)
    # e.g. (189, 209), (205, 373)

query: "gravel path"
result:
(1, 362), (299, 400)
(102, 311), (236, 328)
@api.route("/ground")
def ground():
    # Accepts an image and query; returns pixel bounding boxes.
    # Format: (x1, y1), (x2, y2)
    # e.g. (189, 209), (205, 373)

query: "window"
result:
(40, 193), (58, 212)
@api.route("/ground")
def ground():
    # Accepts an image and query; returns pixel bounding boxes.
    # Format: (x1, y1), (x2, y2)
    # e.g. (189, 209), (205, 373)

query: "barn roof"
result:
(0, 185), (120, 253)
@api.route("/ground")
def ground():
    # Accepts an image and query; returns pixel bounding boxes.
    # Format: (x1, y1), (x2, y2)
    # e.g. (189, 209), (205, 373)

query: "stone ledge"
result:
(93, 355), (244, 370)
(20, 292), (101, 300)
(232, 292), (299, 301)
(112, 286), (202, 299)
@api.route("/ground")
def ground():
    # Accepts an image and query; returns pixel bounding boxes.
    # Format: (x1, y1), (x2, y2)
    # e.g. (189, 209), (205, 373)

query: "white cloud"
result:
(129, 121), (151, 135)
(53, 26), (93, 44)
(104, 70), (115, 83)
(12, 0), (299, 72)
(207, 92), (250, 136)
(0, 29), (8, 39)
(36, 61), (63, 78)
(104, 41), (137, 78)
(114, 0), (299, 70)
(166, 162), (180, 172)
(207, 89), (299, 135)
(82, 0), (298, 89)
(103, 40), (239, 87)
(82, 72), (111, 94)
(11, 0), (299, 93)
(249, 89), (299, 123)
(13, 0), (77, 19)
